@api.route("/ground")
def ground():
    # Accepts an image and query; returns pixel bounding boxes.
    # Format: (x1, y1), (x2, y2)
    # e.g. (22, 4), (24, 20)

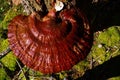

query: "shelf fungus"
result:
(8, 2), (93, 74)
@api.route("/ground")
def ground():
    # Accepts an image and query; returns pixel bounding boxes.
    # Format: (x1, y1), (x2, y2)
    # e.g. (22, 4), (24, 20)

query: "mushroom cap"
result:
(8, 8), (93, 74)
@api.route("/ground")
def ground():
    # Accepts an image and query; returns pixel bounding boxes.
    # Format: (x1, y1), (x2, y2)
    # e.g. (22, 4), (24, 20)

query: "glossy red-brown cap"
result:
(8, 8), (93, 74)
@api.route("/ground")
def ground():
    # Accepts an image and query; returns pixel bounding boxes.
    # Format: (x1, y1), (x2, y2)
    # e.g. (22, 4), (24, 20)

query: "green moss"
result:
(0, 0), (11, 21)
(73, 60), (89, 73)
(90, 26), (120, 66)
(0, 5), (23, 29)
(91, 44), (107, 64)
(97, 27), (120, 46)
(0, 39), (17, 71)
(29, 69), (43, 76)
(0, 39), (9, 52)
(0, 52), (17, 71)
(108, 76), (120, 80)
(0, 68), (11, 80)
(18, 73), (26, 80)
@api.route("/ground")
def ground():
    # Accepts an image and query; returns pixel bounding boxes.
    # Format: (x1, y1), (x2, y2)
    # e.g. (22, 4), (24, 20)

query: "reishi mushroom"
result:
(8, 2), (93, 74)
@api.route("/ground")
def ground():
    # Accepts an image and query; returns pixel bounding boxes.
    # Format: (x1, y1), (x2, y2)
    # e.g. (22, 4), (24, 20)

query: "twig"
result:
(0, 47), (11, 59)
(90, 57), (94, 69)
(12, 69), (22, 80)
(109, 48), (119, 59)
(16, 60), (29, 80)
(12, 65), (30, 80)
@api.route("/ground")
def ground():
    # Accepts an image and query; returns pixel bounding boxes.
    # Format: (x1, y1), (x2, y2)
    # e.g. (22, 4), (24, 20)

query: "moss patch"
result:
(0, 68), (10, 80)
(0, 5), (23, 29)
